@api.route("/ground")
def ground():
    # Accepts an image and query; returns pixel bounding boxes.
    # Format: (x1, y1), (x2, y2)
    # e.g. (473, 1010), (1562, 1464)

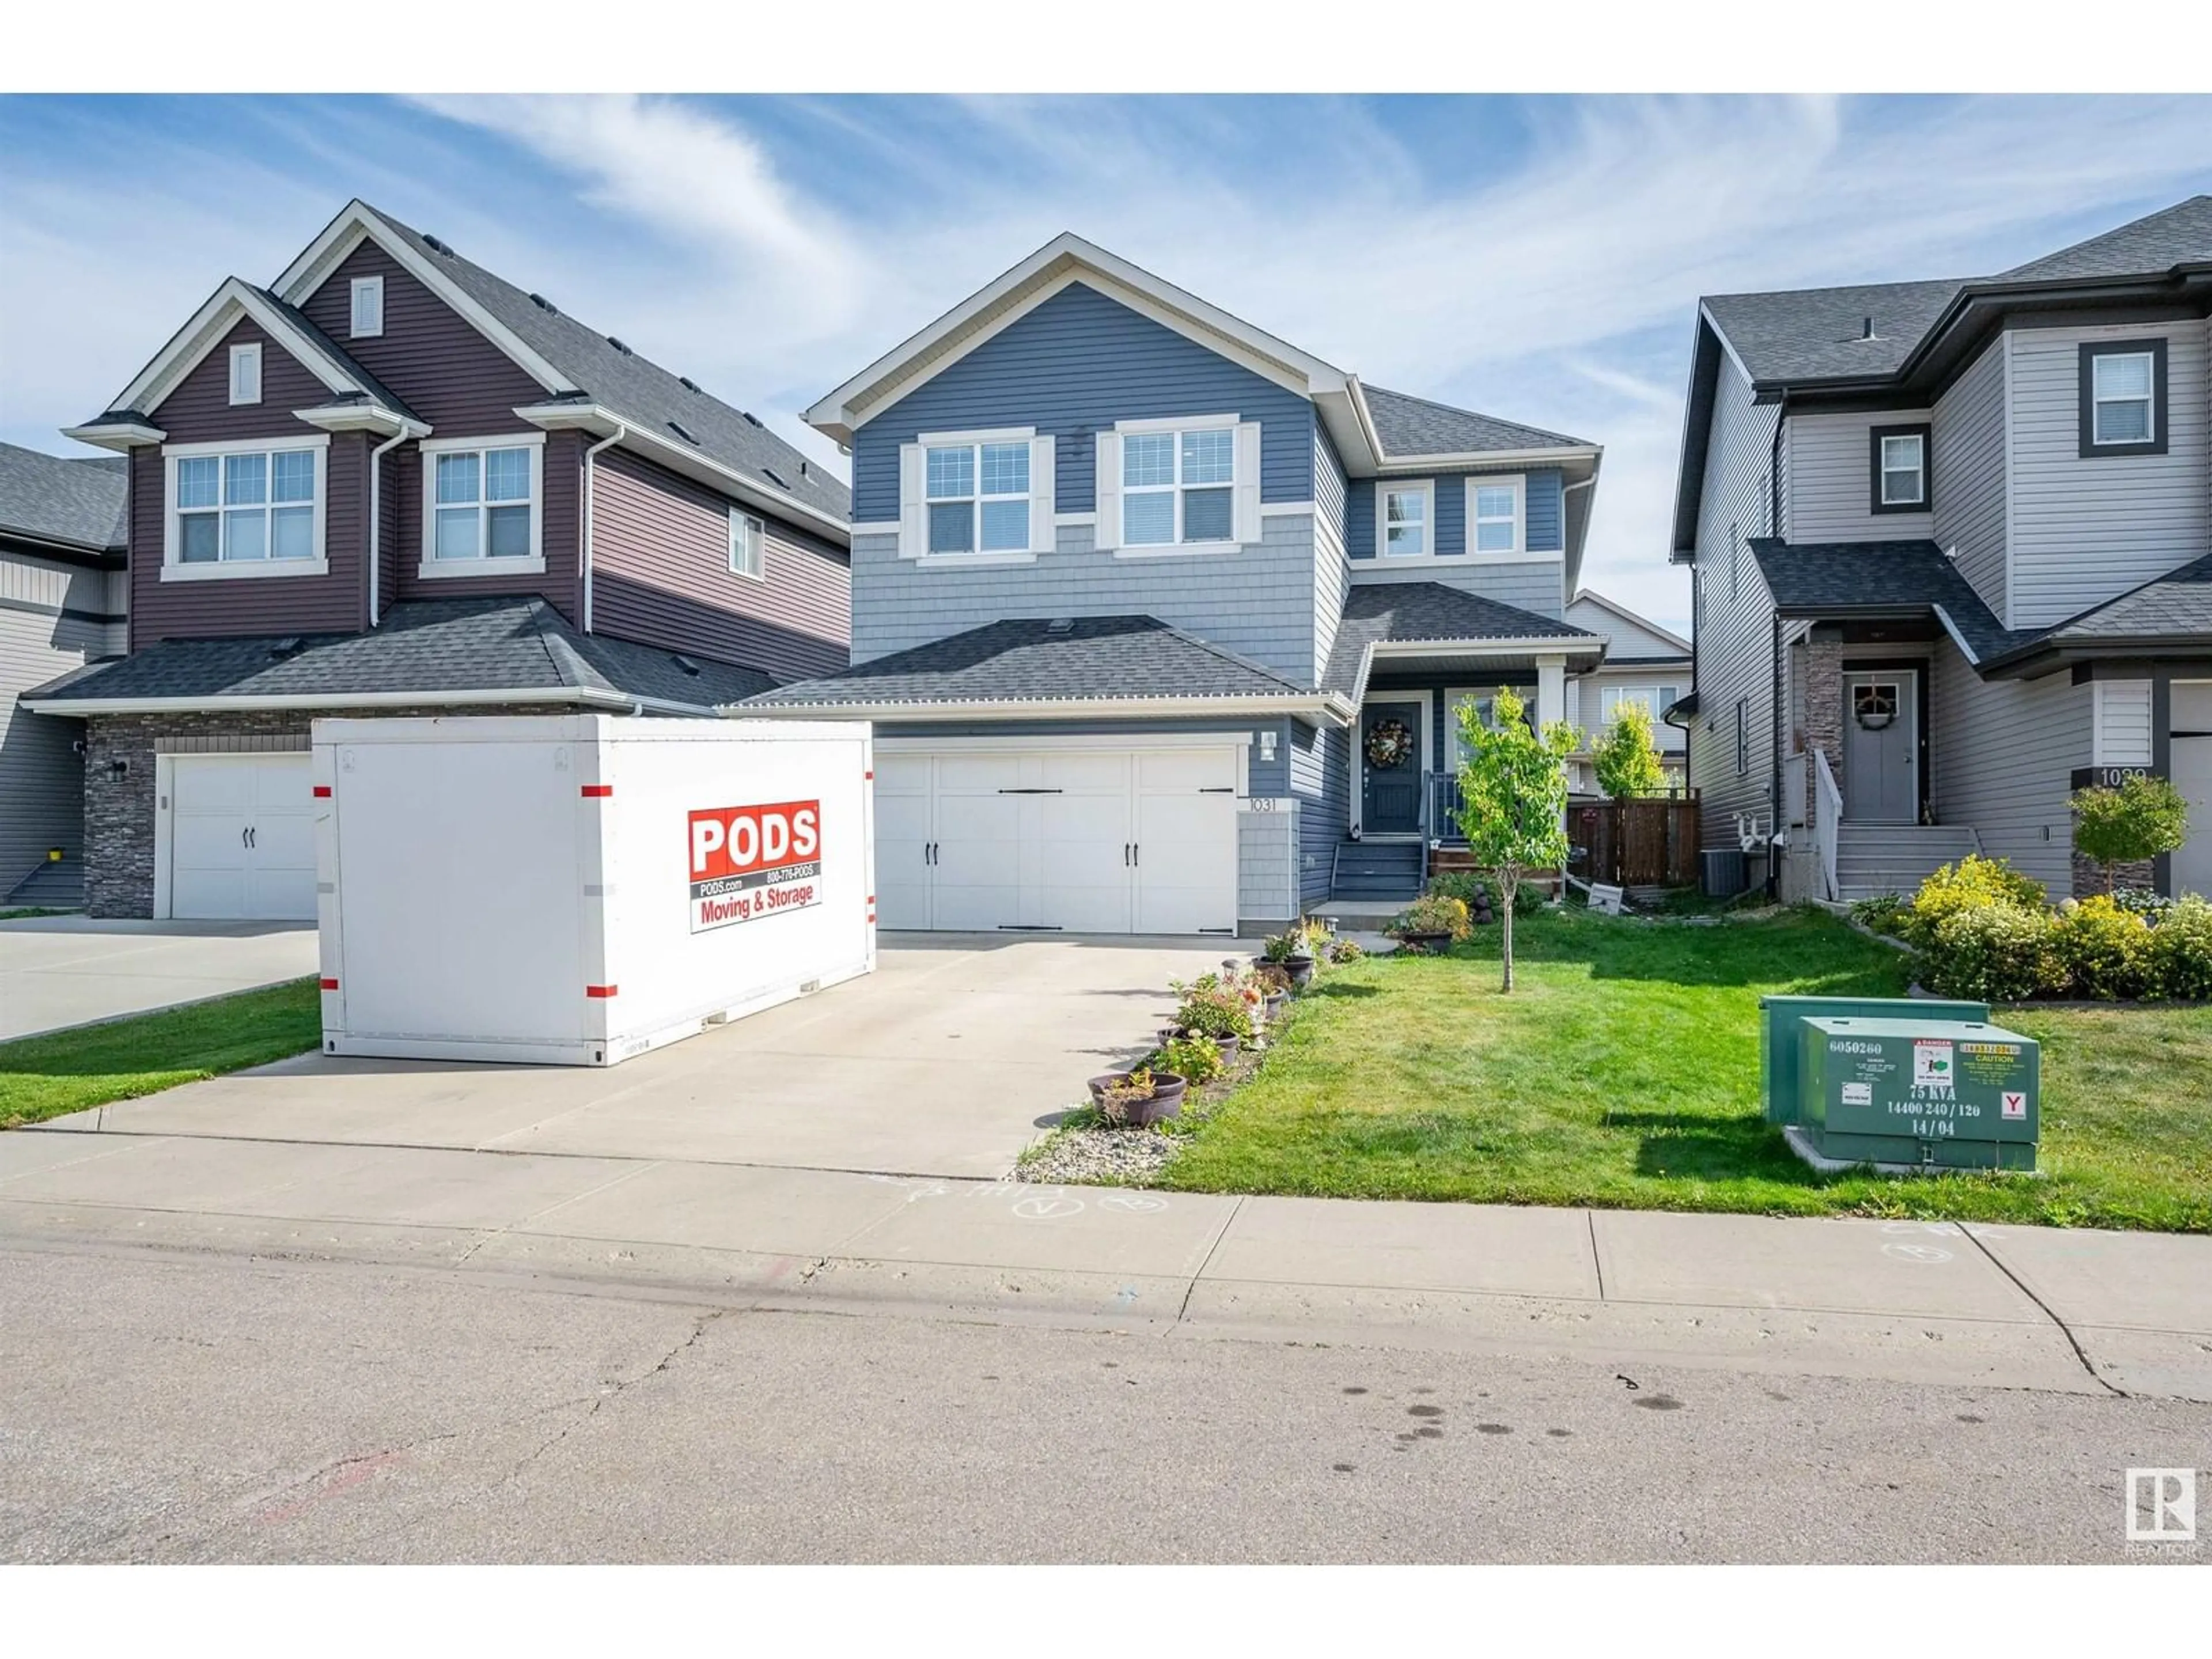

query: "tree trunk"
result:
(1499, 867), (1517, 993)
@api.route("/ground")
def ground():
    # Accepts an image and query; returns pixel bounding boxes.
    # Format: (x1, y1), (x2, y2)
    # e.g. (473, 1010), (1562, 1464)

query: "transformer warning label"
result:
(688, 800), (821, 933)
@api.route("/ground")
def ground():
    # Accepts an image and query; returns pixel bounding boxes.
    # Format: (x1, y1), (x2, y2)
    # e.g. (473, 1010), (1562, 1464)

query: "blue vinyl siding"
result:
(1346, 467), (1566, 559)
(1291, 718), (1349, 904)
(851, 282), (1315, 520)
(1315, 421), (1347, 540)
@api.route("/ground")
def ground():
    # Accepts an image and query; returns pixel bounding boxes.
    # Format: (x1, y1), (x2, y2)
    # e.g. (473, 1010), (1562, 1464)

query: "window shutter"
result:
(1029, 434), (1056, 555)
(897, 442), (925, 558)
(1233, 420), (1262, 544)
(1094, 430), (1122, 550)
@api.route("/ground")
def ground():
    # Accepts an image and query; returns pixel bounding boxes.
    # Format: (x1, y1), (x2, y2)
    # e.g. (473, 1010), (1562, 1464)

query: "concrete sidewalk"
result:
(0, 918), (317, 1040)
(6, 1127), (2207, 1402)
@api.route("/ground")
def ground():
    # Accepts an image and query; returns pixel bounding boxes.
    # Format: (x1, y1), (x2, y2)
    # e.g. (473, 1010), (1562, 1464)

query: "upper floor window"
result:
(1124, 426), (1234, 546)
(420, 435), (544, 574)
(228, 343), (262, 406)
(350, 275), (384, 339)
(1468, 475), (1524, 555)
(729, 507), (765, 579)
(1870, 423), (1930, 512)
(2081, 342), (2167, 456)
(162, 437), (327, 579)
(1600, 684), (1684, 726)
(927, 440), (1030, 554)
(1381, 482), (1431, 556)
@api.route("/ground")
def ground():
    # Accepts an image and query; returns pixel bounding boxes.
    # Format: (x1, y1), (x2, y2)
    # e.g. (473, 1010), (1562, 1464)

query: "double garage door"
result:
(166, 753), (319, 921)
(876, 746), (1240, 935)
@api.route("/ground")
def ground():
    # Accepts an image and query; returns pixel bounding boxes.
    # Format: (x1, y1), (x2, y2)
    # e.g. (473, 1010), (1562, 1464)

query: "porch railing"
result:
(1813, 747), (1842, 903)
(1426, 771), (1465, 842)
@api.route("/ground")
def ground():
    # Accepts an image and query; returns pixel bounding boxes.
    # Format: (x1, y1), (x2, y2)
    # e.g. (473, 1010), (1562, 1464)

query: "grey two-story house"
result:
(1672, 195), (2212, 902)
(751, 234), (1605, 935)
(29, 199), (853, 921)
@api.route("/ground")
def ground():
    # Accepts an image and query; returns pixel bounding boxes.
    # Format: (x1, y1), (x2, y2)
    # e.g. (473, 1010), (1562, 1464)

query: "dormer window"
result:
(1869, 423), (1930, 513)
(228, 342), (262, 406)
(2081, 341), (2167, 456)
(350, 275), (384, 339)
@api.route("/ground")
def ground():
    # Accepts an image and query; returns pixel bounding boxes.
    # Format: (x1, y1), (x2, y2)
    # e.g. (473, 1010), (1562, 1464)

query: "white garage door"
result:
(168, 753), (319, 921)
(875, 745), (1239, 935)
(2173, 736), (2212, 900)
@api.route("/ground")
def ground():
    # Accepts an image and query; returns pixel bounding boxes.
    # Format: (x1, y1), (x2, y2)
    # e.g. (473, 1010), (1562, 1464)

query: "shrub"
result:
(1919, 904), (2069, 1002)
(1174, 980), (1256, 1043)
(2146, 895), (2212, 1001)
(2072, 774), (2190, 892)
(2051, 895), (2153, 1000)
(1905, 855), (2049, 946)
(2112, 886), (2176, 922)
(1593, 702), (1666, 800)
(1850, 893), (1911, 938)
(1425, 871), (1489, 909)
(1154, 1033), (1222, 1085)
(1262, 929), (1314, 964)
(1326, 937), (1366, 964)
(1389, 893), (1472, 942)
(1249, 963), (1293, 995)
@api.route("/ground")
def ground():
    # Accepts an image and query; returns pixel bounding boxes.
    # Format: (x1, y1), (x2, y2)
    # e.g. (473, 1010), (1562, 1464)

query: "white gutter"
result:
(24, 686), (713, 718)
(732, 692), (1359, 725)
(580, 422), (628, 634)
(365, 426), (414, 627)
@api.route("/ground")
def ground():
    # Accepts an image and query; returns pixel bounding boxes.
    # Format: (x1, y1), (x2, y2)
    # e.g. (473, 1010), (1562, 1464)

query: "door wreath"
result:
(1365, 718), (1415, 770)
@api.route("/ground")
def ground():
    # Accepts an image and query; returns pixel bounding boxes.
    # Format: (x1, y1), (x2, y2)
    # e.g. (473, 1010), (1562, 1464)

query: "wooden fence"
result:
(1572, 794), (1701, 889)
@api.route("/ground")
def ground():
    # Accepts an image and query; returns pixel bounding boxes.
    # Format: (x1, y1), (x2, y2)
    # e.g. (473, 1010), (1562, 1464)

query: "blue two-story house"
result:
(752, 234), (1605, 935)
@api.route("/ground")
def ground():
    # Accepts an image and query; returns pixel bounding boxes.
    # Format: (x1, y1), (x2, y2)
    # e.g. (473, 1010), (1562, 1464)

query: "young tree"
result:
(1592, 701), (1666, 800)
(1454, 686), (1578, 992)
(2071, 773), (2190, 892)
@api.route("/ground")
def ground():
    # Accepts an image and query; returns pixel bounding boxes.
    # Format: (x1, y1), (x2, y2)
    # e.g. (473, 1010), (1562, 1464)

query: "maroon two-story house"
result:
(28, 199), (852, 921)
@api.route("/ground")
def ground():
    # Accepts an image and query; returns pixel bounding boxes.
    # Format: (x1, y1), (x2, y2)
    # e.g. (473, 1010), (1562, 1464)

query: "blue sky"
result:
(3, 93), (2207, 628)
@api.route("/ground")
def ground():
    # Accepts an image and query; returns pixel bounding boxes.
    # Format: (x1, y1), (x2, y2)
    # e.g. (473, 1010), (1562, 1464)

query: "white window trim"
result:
(923, 435), (1033, 557)
(228, 342), (262, 407)
(418, 431), (547, 578)
(1113, 415), (1240, 552)
(728, 507), (766, 581)
(1464, 473), (1527, 560)
(1878, 433), (1927, 506)
(2090, 350), (2157, 448)
(160, 433), (330, 582)
(350, 275), (385, 339)
(1377, 479), (1435, 559)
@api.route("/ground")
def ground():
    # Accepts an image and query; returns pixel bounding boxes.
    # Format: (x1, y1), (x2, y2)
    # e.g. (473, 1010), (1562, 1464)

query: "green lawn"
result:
(0, 979), (323, 1129)
(1162, 907), (2212, 1232)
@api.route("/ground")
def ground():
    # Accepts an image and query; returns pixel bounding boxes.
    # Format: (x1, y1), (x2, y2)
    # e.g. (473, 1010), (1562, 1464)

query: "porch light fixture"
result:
(106, 757), (129, 781)
(1258, 730), (1277, 762)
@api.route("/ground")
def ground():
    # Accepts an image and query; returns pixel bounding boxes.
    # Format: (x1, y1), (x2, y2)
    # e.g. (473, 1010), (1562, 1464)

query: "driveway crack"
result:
(1959, 1225), (2126, 1396)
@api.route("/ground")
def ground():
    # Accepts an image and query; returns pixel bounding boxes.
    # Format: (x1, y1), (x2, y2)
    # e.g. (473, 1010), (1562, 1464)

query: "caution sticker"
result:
(1912, 1039), (1955, 1089)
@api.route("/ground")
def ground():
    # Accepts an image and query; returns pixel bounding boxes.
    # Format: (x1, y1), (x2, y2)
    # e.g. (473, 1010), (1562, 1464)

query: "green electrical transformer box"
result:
(1757, 995), (1990, 1124)
(1796, 1016), (2039, 1171)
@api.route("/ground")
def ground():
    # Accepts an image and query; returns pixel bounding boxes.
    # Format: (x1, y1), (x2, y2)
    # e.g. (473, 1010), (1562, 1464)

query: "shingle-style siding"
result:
(1929, 643), (2087, 897)
(1933, 335), (2009, 620)
(1291, 718), (1349, 904)
(1346, 555), (1563, 619)
(2006, 319), (2210, 630)
(1684, 357), (1782, 851)
(127, 429), (371, 647)
(850, 281), (1315, 521)
(385, 429), (584, 619)
(1, 549), (120, 887)
(589, 448), (847, 684)
(1782, 408), (1934, 544)
(300, 238), (551, 434)
(849, 515), (1321, 685)
(1238, 808), (1297, 925)
(1345, 467), (1566, 559)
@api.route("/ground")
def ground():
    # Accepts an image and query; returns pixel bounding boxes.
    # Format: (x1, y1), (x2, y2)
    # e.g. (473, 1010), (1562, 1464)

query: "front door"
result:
(1842, 671), (1919, 824)
(1361, 700), (1423, 835)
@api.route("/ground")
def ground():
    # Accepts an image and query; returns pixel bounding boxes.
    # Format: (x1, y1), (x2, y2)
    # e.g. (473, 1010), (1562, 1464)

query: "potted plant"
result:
(1249, 963), (1293, 1022)
(1389, 893), (1473, 955)
(1154, 1033), (1223, 1086)
(1171, 975), (1259, 1050)
(1263, 927), (1317, 988)
(1085, 1065), (1188, 1127)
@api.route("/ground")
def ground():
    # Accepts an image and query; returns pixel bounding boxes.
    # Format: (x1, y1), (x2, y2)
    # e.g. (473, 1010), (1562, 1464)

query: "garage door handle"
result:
(1131, 843), (1139, 868)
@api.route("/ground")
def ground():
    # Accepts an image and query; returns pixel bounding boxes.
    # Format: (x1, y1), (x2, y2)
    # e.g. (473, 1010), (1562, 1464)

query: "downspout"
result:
(1765, 391), (1789, 900)
(366, 425), (410, 628)
(581, 423), (628, 634)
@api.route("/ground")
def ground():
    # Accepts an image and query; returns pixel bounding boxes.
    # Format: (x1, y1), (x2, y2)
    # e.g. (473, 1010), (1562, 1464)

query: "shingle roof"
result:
(1999, 195), (2212, 283)
(2041, 551), (2212, 647)
(0, 441), (127, 554)
(1749, 538), (2025, 664)
(1701, 279), (1968, 384)
(744, 615), (1309, 708)
(1361, 385), (1590, 456)
(360, 204), (849, 525)
(25, 596), (769, 709)
(1320, 582), (1601, 696)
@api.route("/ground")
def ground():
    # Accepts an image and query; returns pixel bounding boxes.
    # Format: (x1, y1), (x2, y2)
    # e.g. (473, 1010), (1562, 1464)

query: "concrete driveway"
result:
(40, 934), (1236, 1177)
(0, 918), (320, 1041)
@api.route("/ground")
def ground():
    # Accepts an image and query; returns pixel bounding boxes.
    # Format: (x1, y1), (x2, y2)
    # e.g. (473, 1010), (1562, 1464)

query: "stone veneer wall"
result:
(1800, 632), (1843, 829)
(2070, 849), (2156, 899)
(84, 706), (558, 918)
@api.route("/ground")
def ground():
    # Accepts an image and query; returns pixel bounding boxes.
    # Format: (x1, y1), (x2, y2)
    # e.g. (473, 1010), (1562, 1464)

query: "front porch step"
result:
(1832, 824), (1979, 900)
(5, 854), (83, 910)
(1329, 839), (1423, 904)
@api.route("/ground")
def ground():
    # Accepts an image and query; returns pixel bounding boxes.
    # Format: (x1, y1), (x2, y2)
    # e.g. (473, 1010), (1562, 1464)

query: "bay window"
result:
(163, 437), (327, 578)
(420, 435), (544, 573)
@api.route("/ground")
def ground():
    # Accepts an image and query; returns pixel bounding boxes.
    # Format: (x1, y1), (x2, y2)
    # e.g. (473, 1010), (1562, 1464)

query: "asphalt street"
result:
(5, 1242), (2206, 1564)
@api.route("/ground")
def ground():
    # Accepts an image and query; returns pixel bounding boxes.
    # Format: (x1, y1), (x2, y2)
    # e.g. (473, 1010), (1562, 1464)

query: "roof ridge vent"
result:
(672, 653), (701, 675)
(607, 336), (634, 355)
(740, 411), (763, 427)
(529, 291), (559, 314)
(1046, 617), (1075, 634)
